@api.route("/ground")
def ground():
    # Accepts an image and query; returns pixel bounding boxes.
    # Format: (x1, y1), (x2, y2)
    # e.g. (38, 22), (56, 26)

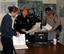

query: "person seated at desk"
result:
(43, 7), (61, 42)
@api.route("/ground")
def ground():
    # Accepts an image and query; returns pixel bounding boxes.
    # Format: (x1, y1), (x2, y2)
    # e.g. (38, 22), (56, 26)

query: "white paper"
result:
(13, 34), (28, 49)
(44, 23), (52, 31)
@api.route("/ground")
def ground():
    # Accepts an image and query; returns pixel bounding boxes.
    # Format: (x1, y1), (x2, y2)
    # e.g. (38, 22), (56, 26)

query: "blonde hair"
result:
(20, 7), (30, 12)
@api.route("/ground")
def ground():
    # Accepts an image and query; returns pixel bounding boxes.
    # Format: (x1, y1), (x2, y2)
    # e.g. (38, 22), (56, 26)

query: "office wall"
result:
(23, 0), (56, 4)
(43, 0), (56, 4)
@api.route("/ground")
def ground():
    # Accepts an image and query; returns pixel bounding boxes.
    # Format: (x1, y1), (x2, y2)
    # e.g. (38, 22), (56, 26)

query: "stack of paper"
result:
(13, 34), (28, 49)
(14, 45), (28, 49)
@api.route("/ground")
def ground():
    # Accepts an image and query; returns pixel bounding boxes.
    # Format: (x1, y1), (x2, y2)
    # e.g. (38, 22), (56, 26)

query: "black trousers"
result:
(1, 37), (16, 54)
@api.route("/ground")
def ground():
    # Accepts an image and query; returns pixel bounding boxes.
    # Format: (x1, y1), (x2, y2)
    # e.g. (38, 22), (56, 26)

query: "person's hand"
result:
(48, 29), (54, 32)
(25, 31), (29, 34)
(16, 32), (20, 36)
(21, 29), (26, 32)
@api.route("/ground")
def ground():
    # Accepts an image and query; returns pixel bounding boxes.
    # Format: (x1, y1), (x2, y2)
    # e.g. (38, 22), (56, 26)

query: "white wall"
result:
(43, 0), (56, 4)
(0, 0), (18, 25)
(27, 0), (57, 4)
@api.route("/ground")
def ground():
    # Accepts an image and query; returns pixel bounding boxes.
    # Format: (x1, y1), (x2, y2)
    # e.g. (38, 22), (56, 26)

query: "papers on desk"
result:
(43, 23), (52, 31)
(13, 34), (28, 49)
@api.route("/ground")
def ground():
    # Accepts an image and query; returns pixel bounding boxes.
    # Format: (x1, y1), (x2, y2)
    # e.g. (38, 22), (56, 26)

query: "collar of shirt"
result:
(8, 13), (13, 17)
(8, 13), (15, 29)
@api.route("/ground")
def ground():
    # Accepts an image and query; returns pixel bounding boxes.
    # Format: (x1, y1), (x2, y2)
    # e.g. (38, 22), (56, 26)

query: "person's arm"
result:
(3, 16), (16, 36)
(53, 16), (61, 31)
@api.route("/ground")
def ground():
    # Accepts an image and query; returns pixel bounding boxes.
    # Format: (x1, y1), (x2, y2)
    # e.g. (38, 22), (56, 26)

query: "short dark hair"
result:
(8, 6), (18, 13)
(45, 7), (52, 11)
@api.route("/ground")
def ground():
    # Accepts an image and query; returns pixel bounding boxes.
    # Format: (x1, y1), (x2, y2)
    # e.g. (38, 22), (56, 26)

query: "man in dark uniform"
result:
(14, 7), (36, 33)
(14, 7), (37, 44)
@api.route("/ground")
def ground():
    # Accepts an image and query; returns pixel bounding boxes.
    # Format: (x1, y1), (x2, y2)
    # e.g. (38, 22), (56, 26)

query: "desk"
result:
(16, 43), (64, 54)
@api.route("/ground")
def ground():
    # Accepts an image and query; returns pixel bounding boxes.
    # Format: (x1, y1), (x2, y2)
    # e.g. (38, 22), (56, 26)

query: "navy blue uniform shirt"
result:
(1, 14), (16, 38)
